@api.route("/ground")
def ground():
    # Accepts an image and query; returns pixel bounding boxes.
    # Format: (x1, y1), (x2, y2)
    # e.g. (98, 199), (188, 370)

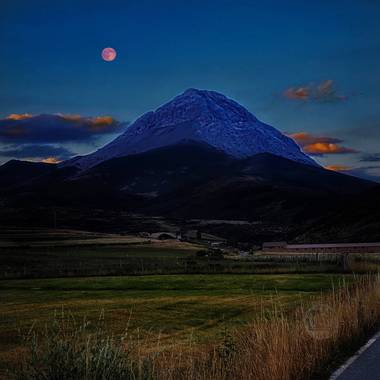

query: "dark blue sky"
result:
(1, 0), (380, 179)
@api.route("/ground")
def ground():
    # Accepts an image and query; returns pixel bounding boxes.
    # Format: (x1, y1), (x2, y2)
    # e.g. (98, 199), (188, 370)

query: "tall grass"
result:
(11, 275), (380, 380)
(12, 312), (153, 380)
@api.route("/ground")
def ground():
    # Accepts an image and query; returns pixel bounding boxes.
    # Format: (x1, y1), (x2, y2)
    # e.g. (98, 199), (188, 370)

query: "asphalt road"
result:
(333, 333), (380, 380)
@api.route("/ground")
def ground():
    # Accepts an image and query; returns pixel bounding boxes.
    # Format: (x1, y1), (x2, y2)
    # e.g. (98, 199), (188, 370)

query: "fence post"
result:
(341, 253), (349, 272)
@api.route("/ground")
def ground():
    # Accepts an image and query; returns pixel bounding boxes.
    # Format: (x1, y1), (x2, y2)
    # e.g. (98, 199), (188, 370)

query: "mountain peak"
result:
(182, 88), (221, 97)
(181, 88), (233, 101)
(63, 89), (318, 170)
(183, 87), (205, 95)
(159, 88), (257, 124)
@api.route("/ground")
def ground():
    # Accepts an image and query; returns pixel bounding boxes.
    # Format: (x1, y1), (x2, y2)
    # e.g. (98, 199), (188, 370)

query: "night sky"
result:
(1, 0), (380, 181)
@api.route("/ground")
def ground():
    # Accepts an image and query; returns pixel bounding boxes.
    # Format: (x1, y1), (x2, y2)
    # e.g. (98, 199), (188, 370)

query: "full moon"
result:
(101, 47), (117, 62)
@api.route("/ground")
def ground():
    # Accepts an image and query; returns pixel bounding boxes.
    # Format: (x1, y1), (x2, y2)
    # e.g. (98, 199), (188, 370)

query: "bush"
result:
(196, 250), (209, 257)
(209, 249), (224, 260)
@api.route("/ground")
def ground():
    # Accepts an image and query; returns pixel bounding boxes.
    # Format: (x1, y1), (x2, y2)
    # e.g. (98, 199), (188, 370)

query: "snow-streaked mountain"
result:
(63, 88), (317, 170)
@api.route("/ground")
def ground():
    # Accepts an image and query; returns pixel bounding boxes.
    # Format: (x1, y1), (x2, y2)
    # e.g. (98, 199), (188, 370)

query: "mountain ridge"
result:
(1, 140), (378, 242)
(62, 88), (317, 170)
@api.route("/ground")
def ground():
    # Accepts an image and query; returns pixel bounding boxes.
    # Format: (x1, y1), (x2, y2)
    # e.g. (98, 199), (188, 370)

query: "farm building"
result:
(179, 229), (227, 244)
(262, 242), (380, 254)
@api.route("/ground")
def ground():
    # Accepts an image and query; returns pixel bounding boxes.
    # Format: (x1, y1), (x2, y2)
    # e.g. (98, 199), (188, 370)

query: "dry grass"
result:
(9, 275), (380, 380)
(199, 275), (380, 380)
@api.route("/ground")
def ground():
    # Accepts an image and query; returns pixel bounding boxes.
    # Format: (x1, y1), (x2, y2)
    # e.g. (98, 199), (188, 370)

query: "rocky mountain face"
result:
(63, 88), (317, 170)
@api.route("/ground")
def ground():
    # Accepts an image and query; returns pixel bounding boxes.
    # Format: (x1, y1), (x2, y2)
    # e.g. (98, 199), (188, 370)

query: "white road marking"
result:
(329, 331), (380, 379)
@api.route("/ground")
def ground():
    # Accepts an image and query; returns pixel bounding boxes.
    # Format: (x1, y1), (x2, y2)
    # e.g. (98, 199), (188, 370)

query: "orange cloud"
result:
(88, 116), (116, 130)
(325, 165), (352, 172)
(59, 114), (83, 122)
(58, 114), (116, 129)
(41, 156), (61, 164)
(289, 132), (358, 156)
(303, 143), (357, 155)
(289, 132), (341, 146)
(284, 87), (310, 100)
(91, 116), (114, 125)
(6, 113), (33, 120)
(283, 80), (347, 102)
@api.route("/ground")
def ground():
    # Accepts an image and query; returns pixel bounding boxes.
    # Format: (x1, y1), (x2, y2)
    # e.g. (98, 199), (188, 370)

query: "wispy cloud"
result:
(360, 153), (380, 162)
(325, 165), (380, 182)
(0, 144), (74, 162)
(283, 87), (310, 100)
(324, 164), (380, 183)
(284, 80), (347, 103)
(345, 166), (380, 183)
(289, 132), (358, 156)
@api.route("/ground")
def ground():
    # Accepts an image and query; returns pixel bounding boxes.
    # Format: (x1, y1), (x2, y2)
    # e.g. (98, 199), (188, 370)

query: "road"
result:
(331, 332), (380, 380)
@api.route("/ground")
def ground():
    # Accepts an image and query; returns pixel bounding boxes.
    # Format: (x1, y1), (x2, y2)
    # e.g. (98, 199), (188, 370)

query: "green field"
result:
(0, 273), (351, 374)
(0, 228), (353, 281)
(0, 241), (201, 278)
(1, 242), (344, 279)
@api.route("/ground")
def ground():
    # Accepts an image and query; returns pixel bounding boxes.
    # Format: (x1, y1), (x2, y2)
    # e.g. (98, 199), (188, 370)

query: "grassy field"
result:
(0, 240), (204, 278)
(1, 242), (347, 279)
(0, 273), (352, 376)
(1, 229), (376, 378)
(2, 228), (364, 280)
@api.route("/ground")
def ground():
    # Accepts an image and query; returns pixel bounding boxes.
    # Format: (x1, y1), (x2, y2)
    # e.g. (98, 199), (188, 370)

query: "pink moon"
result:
(101, 47), (117, 62)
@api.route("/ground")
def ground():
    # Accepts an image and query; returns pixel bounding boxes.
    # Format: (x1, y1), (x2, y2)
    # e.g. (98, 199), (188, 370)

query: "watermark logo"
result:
(304, 303), (336, 340)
